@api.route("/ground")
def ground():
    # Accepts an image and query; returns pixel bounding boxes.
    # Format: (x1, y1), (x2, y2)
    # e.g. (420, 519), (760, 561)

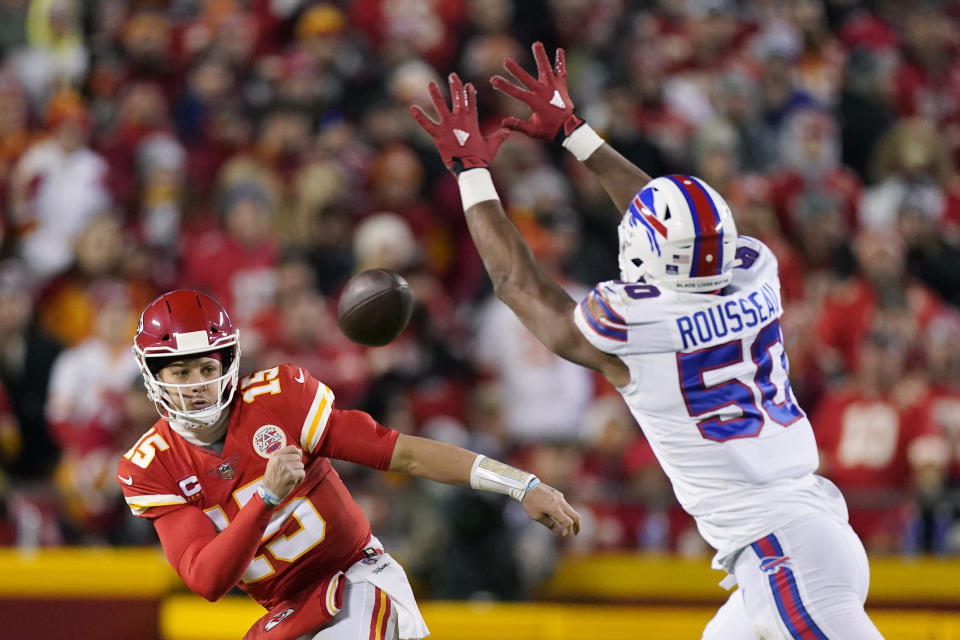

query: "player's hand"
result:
(262, 445), (305, 500)
(409, 72), (511, 175)
(521, 482), (581, 537)
(491, 41), (583, 143)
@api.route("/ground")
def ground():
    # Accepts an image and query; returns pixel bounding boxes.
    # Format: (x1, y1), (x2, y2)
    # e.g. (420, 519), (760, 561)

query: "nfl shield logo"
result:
(218, 462), (234, 480)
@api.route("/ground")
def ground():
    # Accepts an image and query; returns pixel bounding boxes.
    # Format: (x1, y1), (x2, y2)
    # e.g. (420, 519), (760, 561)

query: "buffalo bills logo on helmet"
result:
(264, 607), (295, 631)
(627, 189), (668, 257)
(759, 555), (792, 575)
(618, 175), (737, 291)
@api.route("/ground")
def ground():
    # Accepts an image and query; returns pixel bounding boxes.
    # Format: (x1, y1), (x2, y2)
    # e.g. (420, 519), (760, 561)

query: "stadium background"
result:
(0, 0), (959, 638)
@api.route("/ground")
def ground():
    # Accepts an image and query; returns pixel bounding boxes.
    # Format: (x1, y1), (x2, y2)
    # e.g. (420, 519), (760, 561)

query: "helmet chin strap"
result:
(168, 407), (230, 446)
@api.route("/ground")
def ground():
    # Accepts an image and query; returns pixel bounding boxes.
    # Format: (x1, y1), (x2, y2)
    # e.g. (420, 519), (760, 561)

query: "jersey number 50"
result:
(677, 319), (804, 442)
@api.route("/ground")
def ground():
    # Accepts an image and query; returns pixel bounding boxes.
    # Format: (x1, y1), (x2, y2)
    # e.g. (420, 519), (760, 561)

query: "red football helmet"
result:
(133, 290), (241, 428)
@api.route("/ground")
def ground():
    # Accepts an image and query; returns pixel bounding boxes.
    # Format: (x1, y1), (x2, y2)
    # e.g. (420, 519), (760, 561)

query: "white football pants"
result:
(702, 513), (885, 639)
(303, 577), (399, 640)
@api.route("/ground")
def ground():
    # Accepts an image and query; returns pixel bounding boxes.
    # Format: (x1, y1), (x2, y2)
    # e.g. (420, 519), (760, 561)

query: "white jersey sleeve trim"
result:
(125, 493), (187, 516)
(300, 381), (335, 453)
(326, 571), (344, 616)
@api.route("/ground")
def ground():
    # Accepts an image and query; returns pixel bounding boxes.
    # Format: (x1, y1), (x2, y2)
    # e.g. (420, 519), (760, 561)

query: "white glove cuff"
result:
(562, 124), (604, 161)
(469, 454), (539, 502)
(458, 168), (500, 211)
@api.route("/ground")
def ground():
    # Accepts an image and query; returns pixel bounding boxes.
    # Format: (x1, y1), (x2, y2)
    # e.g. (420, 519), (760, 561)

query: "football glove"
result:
(491, 41), (584, 143)
(410, 73), (510, 175)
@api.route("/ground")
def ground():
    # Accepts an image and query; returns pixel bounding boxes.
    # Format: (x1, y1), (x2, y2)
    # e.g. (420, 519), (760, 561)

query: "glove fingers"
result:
(501, 116), (522, 130)
(491, 75), (530, 102)
(532, 41), (553, 81)
(503, 57), (538, 91)
(555, 47), (566, 78)
(464, 81), (478, 113)
(449, 73), (464, 114)
(427, 81), (450, 119)
(501, 116), (538, 138)
(408, 105), (437, 133)
(486, 126), (511, 157)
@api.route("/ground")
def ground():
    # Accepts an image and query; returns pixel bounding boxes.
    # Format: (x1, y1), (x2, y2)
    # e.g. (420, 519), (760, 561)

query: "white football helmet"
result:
(618, 174), (738, 292)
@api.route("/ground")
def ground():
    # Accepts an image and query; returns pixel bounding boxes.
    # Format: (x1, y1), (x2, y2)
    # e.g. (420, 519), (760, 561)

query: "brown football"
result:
(336, 269), (414, 346)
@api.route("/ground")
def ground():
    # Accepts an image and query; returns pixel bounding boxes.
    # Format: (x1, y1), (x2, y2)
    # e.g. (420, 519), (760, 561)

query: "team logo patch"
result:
(217, 461), (235, 479)
(360, 547), (384, 566)
(758, 555), (792, 575)
(264, 607), (294, 631)
(253, 424), (286, 458)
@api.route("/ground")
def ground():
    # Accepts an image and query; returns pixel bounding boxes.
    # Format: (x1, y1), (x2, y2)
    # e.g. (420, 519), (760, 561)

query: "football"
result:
(336, 269), (414, 346)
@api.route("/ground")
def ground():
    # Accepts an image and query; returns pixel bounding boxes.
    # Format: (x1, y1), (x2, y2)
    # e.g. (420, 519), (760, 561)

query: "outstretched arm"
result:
(463, 192), (630, 387)
(389, 433), (581, 536)
(315, 407), (580, 535)
(580, 144), (652, 214)
(410, 74), (630, 387)
(491, 41), (652, 214)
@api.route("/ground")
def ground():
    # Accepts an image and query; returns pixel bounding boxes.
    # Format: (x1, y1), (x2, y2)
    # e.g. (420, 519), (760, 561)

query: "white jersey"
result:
(574, 236), (847, 568)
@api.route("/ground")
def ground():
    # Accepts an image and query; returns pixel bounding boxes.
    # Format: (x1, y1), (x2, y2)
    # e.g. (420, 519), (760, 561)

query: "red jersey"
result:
(117, 364), (399, 609)
(816, 278), (943, 372)
(812, 387), (939, 491)
(926, 384), (960, 480)
(180, 229), (279, 324)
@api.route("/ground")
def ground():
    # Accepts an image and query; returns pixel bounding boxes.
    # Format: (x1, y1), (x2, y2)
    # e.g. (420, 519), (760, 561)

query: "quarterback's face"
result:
(157, 356), (223, 411)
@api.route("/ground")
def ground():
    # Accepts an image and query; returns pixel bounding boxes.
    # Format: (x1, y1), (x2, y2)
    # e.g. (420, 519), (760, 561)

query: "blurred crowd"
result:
(0, 0), (959, 601)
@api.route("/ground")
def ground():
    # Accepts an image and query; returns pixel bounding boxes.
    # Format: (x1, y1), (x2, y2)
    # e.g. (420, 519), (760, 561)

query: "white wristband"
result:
(562, 123), (604, 161)
(469, 454), (539, 502)
(458, 168), (500, 211)
(257, 484), (282, 508)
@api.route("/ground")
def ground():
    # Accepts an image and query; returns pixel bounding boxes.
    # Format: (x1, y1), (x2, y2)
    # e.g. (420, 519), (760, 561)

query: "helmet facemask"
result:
(134, 339), (241, 429)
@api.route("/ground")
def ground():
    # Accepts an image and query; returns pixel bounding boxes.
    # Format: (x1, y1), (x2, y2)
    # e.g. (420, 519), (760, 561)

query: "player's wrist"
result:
(553, 113), (585, 144)
(449, 156), (487, 176)
(521, 477), (540, 501)
(469, 454), (539, 502)
(561, 122), (604, 161)
(257, 484), (283, 508)
(457, 168), (500, 211)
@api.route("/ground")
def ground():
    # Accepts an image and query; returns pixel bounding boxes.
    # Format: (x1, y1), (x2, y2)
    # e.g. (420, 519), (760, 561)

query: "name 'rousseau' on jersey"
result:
(675, 281), (782, 350)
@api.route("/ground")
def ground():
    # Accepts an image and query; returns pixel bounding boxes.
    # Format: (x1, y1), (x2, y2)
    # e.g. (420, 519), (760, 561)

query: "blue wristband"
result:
(522, 477), (541, 499)
(257, 485), (282, 508)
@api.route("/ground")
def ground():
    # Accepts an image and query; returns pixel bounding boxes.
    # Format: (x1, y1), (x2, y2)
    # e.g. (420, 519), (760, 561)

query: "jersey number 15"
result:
(677, 319), (804, 442)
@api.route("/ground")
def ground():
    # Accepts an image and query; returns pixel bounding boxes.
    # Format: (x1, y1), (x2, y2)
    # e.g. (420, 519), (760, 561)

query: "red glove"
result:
(410, 73), (510, 175)
(491, 41), (584, 142)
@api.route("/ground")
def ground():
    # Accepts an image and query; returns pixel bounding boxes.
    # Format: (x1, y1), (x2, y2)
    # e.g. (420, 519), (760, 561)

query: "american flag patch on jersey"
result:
(579, 287), (628, 342)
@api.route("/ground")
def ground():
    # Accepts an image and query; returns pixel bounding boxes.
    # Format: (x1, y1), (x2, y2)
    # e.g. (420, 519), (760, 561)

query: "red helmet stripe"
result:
(665, 175), (723, 277)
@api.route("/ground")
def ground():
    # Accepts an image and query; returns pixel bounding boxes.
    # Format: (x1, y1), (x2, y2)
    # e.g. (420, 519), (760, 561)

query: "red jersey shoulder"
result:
(235, 363), (337, 456)
(117, 420), (196, 519)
